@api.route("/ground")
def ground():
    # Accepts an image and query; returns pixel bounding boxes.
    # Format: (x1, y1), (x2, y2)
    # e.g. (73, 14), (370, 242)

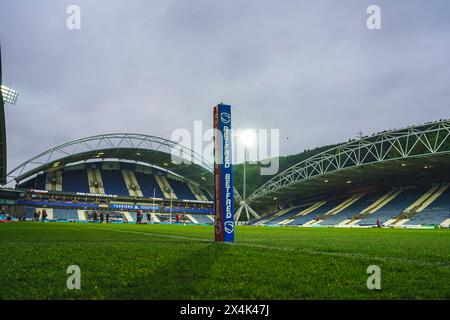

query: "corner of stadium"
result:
(1, 133), (216, 224)
(246, 119), (450, 229)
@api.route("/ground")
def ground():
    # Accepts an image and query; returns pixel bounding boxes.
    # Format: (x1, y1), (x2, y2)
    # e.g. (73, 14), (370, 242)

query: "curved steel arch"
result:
(248, 119), (450, 202)
(7, 133), (211, 182)
(7, 132), (244, 203)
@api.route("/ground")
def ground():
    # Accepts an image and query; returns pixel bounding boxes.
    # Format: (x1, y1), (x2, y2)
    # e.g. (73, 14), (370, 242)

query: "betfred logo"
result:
(220, 112), (231, 124)
(224, 221), (234, 234)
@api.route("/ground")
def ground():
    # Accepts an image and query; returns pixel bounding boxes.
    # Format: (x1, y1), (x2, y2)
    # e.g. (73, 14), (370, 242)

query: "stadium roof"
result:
(7, 133), (214, 189)
(248, 119), (450, 206)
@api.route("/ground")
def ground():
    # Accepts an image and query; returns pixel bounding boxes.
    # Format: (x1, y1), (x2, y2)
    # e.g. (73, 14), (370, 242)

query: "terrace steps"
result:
(46, 171), (62, 192)
(404, 186), (439, 213)
(326, 193), (365, 216)
(414, 185), (448, 213)
(151, 213), (160, 223)
(368, 189), (402, 214)
(155, 175), (177, 199)
(346, 219), (361, 226)
(361, 190), (396, 214)
(441, 219), (450, 228)
(188, 183), (209, 201)
(383, 218), (397, 226)
(186, 214), (198, 224)
(281, 201), (326, 225)
(77, 210), (86, 221)
(122, 212), (134, 223)
(122, 170), (143, 197)
(87, 168), (105, 194)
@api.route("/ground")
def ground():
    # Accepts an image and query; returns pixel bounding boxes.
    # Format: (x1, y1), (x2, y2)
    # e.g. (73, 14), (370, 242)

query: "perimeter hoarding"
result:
(213, 103), (235, 242)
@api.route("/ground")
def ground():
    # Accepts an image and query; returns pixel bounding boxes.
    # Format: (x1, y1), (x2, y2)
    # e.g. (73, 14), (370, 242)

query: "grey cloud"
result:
(1, 0), (449, 172)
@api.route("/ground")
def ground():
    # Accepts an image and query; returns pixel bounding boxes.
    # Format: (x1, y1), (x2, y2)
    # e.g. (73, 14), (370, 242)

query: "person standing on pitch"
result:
(146, 212), (151, 224)
(106, 212), (110, 223)
(100, 212), (104, 223)
(42, 209), (47, 222)
(34, 208), (39, 222)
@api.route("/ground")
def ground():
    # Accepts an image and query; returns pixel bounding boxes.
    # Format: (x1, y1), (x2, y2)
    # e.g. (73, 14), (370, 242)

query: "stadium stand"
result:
(357, 188), (424, 225)
(101, 169), (129, 196)
(287, 202), (327, 226)
(87, 167), (105, 194)
(154, 173), (177, 199)
(203, 190), (213, 201)
(406, 185), (450, 225)
(319, 193), (383, 226)
(62, 169), (90, 193)
(265, 207), (305, 225)
(168, 178), (196, 200)
(289, 198), (346, 226)
(53, 209), (78, 221)
(122, 170), (143, 197)
(190, 214), (213, 224)
(134, 172), (165, 198)
(35, 174), (46, 190)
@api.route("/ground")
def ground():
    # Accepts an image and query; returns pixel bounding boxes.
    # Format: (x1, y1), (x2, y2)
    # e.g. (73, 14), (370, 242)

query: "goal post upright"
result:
(213, 103), (235, 242)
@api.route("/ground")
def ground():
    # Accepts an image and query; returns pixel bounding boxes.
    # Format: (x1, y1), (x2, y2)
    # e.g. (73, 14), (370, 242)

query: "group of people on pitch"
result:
(134, 210), (187, 224)
(91, 211), (111, 223)
(33, 208), (48, 222)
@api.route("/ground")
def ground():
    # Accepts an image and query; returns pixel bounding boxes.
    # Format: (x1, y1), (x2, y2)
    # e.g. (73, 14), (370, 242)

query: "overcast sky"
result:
(1, 0), (449, 172)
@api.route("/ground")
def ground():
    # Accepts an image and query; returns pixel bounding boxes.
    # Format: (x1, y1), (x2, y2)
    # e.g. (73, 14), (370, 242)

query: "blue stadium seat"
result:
(62, 170), (90, 193)
(101, 170), (129, 196)
(168, 179), (196, 200)
(134, 172), (164, 198)
(406, 187), (450, 225)
(53, 209), (78, 220)
(35, 174), (46, 190)
(190, 214), (213, 224)
(265, 207), (304, 225)
(320, 194), (383, 226)
(358, 188), (424, 226)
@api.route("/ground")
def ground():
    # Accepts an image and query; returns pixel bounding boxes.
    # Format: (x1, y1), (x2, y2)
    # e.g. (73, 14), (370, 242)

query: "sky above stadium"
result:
(1, 0), (450, 172)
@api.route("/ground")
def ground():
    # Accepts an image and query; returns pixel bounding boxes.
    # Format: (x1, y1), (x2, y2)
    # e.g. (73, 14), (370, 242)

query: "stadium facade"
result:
(3, 133), (217, 224)
(247, 119), (450, 228)
(1, 109), (449, 228)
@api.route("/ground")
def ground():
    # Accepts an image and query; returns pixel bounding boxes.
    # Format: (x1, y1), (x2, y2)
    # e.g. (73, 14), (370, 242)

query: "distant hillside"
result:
(233, 144), (337, 196)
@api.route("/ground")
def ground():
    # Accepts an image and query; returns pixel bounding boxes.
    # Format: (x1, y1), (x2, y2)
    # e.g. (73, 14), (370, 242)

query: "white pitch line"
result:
(86, 226), (450, 269)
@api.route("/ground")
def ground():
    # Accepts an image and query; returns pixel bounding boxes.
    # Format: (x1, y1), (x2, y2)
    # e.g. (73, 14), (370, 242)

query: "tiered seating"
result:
(249, 215), (269, 225)
(18, 178), (36, 190)
(406, 187), (450, 225)
(203, 190), (213, 201)
(168, 179), (196, 200)
(101, 170), (129, 196)
(288, 198), (343, 226)
(190, 214), (213, 224)
(358, 188), (423, 225)
(320, 194), (381, 226)
(62, 170), (90, 193)
(53, 209), (78, 220)
(35, 174), (46, 190)
(134, 172), (164, 198)
(265, 207), (303, 225)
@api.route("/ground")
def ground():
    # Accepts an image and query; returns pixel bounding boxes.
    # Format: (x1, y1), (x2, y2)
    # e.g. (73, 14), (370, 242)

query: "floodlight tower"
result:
(234, 129), (260, 223)
(0, 44), (20, 185)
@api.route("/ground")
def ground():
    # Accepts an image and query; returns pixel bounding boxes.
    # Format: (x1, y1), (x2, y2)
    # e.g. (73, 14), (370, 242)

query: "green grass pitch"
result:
(0, 222), (449, 300)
